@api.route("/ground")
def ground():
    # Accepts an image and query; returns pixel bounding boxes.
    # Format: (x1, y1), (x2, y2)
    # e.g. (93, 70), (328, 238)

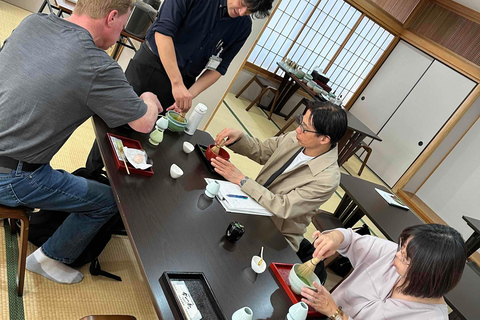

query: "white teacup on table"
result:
(232, 306), (253, 320)
(170, 164), (183, 179)
(183, 141), (194, 154)
(205, 180), (220, 198)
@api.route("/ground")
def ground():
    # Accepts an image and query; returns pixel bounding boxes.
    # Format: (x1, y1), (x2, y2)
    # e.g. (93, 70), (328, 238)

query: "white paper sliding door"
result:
(368, 60), (476, 187)
(350, 41), (433, 135)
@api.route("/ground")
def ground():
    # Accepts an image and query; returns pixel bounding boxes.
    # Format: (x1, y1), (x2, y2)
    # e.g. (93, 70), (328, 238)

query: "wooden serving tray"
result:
(106, 133), (154, 177)
(160, 272), (227, 320)
(195, 144), (224, 179)
(270, 262), (327, 319)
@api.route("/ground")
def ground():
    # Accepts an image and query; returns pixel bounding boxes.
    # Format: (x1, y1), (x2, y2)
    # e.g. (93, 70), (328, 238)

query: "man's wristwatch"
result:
(329, 307), (344, 320)
(239, 176), (249, 187)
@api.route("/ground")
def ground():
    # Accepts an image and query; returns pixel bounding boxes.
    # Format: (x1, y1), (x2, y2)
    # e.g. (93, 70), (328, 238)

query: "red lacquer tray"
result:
(106, 133), (154, 176)
(270, 262), (326, 319)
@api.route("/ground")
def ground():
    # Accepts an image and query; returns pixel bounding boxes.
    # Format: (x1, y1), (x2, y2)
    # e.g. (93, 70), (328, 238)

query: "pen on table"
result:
(226, 194), (248, 199)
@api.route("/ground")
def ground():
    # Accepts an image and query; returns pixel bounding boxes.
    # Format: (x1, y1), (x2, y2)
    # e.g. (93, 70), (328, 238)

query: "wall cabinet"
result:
(350, 40), (476, 187)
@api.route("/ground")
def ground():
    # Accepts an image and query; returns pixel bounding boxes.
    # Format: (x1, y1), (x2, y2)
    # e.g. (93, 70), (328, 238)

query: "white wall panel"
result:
(349, 41), (433, 134)
(417, 114), (480, 249)
(368, 60), (475, 186)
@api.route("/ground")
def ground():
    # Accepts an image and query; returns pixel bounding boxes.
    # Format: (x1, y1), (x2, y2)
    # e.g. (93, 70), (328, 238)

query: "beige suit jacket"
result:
(230, 131), (340, 251)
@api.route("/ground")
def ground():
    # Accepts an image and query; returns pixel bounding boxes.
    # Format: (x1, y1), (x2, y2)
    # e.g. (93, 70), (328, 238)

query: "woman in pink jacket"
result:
(301, 224), (466, 320)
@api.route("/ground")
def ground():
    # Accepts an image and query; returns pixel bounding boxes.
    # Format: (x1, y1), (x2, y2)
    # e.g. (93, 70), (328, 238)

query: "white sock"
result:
(26, 248), (83, 284)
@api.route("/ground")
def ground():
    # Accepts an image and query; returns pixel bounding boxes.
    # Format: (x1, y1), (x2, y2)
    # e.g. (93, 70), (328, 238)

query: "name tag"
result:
(206, 55), (222, 70)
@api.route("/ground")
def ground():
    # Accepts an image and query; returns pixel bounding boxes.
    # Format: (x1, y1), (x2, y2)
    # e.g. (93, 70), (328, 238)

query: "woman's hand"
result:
(312, 230), (344, 260)
(301, 282), (338, 316)
(210, 157), (245, 185)
(215, 128), (243, 146)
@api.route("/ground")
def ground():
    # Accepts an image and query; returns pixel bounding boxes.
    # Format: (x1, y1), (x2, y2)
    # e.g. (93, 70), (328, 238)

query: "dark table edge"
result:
(92, 116), (166, 319)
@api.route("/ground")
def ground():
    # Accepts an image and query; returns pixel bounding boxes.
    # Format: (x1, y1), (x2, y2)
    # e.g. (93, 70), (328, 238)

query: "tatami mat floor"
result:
(1, 1), (391, 319)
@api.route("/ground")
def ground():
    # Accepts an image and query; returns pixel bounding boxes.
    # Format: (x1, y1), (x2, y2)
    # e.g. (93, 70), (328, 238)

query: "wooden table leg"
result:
(274, 82), (300, 114)
(334, 194), (352, 219)
(338, 132), (366, 166)
(343, 207), (365, 228)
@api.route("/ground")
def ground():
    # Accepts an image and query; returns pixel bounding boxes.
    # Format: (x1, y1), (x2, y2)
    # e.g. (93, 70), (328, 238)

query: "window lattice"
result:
(247, 0), (394, 104)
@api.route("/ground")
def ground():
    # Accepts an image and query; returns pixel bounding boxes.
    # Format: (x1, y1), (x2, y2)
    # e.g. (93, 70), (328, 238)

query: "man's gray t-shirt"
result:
(0, 13), (148, 164)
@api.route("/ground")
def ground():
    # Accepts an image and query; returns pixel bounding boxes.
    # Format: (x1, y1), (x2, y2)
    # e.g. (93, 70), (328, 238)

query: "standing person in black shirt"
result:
(87, 0), (273, 173)
(127, 0), (273, 112)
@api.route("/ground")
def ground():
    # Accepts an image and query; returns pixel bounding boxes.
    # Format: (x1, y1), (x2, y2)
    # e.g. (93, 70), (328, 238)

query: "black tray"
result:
(160, 272), (227, 320)
(195, 144), (224, 179)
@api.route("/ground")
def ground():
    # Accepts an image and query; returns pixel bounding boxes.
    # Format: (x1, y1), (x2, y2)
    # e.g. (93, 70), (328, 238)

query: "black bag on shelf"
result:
(329, 224), (371, 277)
(26, 168), (122, 281)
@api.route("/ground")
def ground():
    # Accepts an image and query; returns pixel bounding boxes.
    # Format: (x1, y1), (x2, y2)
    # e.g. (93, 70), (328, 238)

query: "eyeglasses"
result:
(397, 240), (410, 265)
(295, 114), (318, 134)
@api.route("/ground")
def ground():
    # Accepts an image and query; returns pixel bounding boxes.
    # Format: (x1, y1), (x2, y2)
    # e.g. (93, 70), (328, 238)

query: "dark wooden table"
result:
(337, 112), (381, 166)
(92, 116), (306, 320)
(336, 174), (480, 320)
(463, 216), (480, 257)
(269, 63), (319, 116)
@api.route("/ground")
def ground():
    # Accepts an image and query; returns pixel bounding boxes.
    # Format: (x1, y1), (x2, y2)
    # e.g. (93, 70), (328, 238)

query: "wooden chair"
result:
(352, 142), (372, 176)
(79, 316), (137, 320)
(0, 205), (30, 296)
(236, 75), (279, 120)
(275, 98), (310, 136)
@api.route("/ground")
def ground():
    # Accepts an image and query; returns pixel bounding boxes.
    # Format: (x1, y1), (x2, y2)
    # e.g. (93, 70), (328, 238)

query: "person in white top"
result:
(301, 225), (467, 320)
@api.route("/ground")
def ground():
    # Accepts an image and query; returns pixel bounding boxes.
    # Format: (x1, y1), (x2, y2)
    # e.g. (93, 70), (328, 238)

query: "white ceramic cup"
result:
(183, 141), (195, 154)
(287, 301), (308, 320)
(205, 181), (220, 198)
(232, 306), (253, 320)
(170, 164), (183, 179)
(251, 255), (266, 274)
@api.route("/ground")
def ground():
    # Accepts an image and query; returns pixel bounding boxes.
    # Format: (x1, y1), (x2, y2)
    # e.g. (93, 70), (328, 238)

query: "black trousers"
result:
(86, 42), (195, 173)
(296, 238), (327, 285)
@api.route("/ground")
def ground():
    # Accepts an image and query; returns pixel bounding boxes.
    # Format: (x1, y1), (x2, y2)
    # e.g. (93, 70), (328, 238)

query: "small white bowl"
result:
(288, 263), (320, 295)
(251, 256), (266, 274)
(232, 306), (253, 320)
(183, 141), (195, 154)
(170, 164), (183, 179)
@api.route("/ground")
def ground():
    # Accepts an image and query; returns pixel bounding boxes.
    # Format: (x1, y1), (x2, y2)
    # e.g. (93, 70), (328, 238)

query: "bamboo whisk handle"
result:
(310, 257), (321, 266)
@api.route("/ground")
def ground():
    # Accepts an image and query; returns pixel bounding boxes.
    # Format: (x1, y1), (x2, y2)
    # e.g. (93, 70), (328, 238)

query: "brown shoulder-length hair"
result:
(73, 0), (133, 19)
(398, 224), (466, 298)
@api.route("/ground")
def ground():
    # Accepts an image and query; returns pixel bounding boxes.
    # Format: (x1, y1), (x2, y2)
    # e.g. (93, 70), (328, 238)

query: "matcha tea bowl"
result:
(288, 263), (320, 295)
(166, 110), (188, 132)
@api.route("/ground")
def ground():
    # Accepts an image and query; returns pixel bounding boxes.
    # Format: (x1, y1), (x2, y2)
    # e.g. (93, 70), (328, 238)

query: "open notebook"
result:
(205, 178), (273, 216)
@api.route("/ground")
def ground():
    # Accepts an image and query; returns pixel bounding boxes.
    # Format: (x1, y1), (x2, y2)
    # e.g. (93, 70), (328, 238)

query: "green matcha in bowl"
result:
(288, 263), (321, 295)
(166, 110), (188, 132)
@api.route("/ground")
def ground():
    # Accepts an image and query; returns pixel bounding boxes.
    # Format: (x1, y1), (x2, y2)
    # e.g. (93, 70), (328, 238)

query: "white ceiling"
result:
(452, 0), (480, 13)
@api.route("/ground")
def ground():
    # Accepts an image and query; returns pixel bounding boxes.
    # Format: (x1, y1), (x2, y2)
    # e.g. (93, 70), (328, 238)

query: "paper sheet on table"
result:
(205, 178), (273, 216)
(375, 188), (410, 210)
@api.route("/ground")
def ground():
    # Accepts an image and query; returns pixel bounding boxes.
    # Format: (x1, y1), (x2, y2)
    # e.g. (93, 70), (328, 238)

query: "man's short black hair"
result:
(307, 100), (348, 145)
(398, 224), (467, 298)
(246, 0), (274, 19)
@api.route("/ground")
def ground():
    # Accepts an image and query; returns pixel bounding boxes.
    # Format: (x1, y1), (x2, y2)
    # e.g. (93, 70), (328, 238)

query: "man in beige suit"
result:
(211, 100), (347, 282)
